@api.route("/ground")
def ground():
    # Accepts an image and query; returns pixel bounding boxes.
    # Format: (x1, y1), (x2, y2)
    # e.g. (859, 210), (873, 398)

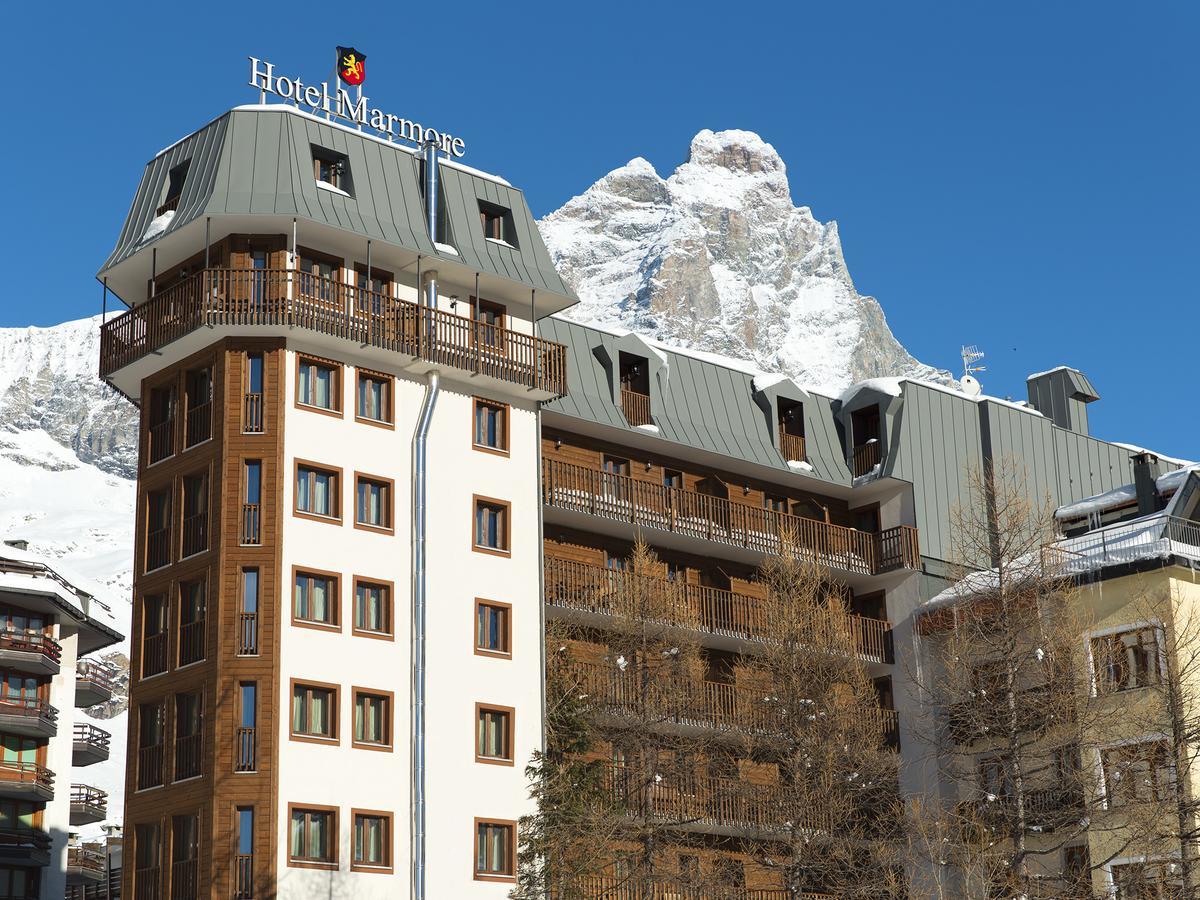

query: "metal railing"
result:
(67, 845), (105, 873)
(77, 658), (116, 692)
(184, 399), (211, 447)
(134, 865), (162, 900)
(145, 528), (170, 572)
(0, 826), (50, 854)
(137, 744), (163, 790)
(543, 459), (920, 574)
(148, 416), (174, 464)
(237, 613), (258, 656)
(70, 784), (108, 814)
(545, 557), (892, 662)
(1055, 514), (1200, 573)
(620, 388), (652, 426)
(0, 696), (57, 726)
(0, 759), (54, 790)
(0, 630), (61, 663)
(779, 432), (807, 462)
(174, 732), (202, 780)
(170, 858), (198, 900)
(243, 392), (264, 433)
(235, 727), (256, 772)
(178, 619), (205, 667)
(241, 503), (261, 546)
(142, 632), (167, 678)
(852, 440), (882, 478)
(74, 723), (111, 753)
(100, 267), (569, 396)
(181, 513), (207, 558)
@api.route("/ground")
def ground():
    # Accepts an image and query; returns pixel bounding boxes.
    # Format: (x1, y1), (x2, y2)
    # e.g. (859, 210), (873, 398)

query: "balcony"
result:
(241, 503), (261, 546)
(237, 612), (258, 656)
(621, 388), (652, 426)
(235, 726), (256, 773)
(543, 459), (920, 575)
(73, 724), (111, 767)
(76, 659), (116, 707)
(179, 618), (205, 667)
(148, 415), (174, 464)
(70, 784), (108, 826)
(243, 391), (264, 433)
(947, 683), (1075, 745)
(99, 267), (569, 397)
(961, 785), (1085, 831)
(0, 761), (54, 802)
(852, 440), (882, 479)
(545, 557), (893, 663)
(0, 828), (51, 868)
(234, 853), (254, 899)
(0, 698), (57, 739)
(569, 876), (829, 899)
(0, 631), (61, 676)
(66, 845), (105, 884)
(779, 431), (806, 462)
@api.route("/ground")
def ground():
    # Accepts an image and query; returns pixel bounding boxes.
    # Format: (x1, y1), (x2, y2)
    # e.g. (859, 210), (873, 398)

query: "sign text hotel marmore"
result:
(249, 56), (467, 158)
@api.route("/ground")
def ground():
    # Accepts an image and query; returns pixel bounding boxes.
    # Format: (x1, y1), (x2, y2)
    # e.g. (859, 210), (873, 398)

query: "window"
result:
(353, 689), (392, 749)
(472, 398), (509, 453)
(474, 820), (515, 881)
(238, 569), (259, 656)
(236, 683), (257, 773)
(662, 469), (683, 490)
(174, 692), (203, 781)
(147, 383), (176, 464)
(478, 201), (515, 246)
(472, 298), (506, 351)
(242, 461), (262, 545)
(356, 371), (392, 425)
(296, 357), (341, 413)
(312, 147), (350, 193)
(179, 579), (206, 666)
(234, 808), (254, 899)
(0, 867), (38, 900)
(1092, 627), (1162, 693)
(141, 593), (168, 677)
(181, 472), (208, 557)
(295, 462), (341, 521)
(289, 806), (337, 868)
(184, 366), (213, 447)
(352, 810), (392, 872)
(355, 266), (391, 313)
(293, 569), (339, 628)
(353, 579), (392, 638)
(244, 352), (265, 433)
(777, 397), (806, 461)
(475, 600), (511, 658)
(145, 488), (171, 572)
(137, 701), (165, 789)
(134, 824), (162, 897)
(1102, 740), (1175, 807)
(291, 681), (338, 742)
(476, 704), (514, 765)
(158, 160), (190, 215)
(764, 494), (788, 513)
(297, 252), (340, 303)
(355, 474), (393, 532)
(170, 813), (199, 898)
(473, 497), (511, 555)
(1111, 861), (1184, 898)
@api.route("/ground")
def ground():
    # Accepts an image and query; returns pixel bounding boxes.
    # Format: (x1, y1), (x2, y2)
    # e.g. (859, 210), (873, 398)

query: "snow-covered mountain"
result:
(538, 129), (949, 394)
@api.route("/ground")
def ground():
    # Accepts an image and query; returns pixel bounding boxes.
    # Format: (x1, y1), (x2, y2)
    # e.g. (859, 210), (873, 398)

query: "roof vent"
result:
(1026, 367), (1099, 434)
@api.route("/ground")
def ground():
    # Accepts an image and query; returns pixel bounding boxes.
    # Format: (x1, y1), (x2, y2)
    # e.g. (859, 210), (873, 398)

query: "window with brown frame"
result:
(478, 201), (516, 248)
(312, 148), (350, 194)
(473, 497), (510, 555)
(1102, 740), (1176, 807)
(473, 298), (506, 351)
(355, 474), (393, 533)
(1092, 627), (1162, 693)
(184, 366), (213, 447)
(174, 691), (203, 781)
(147, 383), (176, 464)
(137, 701), (165, 790)
(295, 463), (341, 521)
(352, 688), (392, 750)
(180, 472), (208, 558)
(476, 704), (514, 765)
(133, 824), (162, 897)
(290, 681), (338, 743)
(475, 600), (511, 658)
(244, 352), (265, 434)
(354, 266), (392, 314)
(352, 810), (392, 873)
(145, 488), (171, 572)
(288, 805), (337, 869)
(296, 356), (341, 414)
(356, 371), (393, 425)
(353, 579), (392, 638)
(297, 252), (341, 305)
(141, 593), (168, 678)
(178, 579), (206, 667)
(474, 819), (515, 881)
(473, 398), (508, 454)
(293, 570), (339, 629)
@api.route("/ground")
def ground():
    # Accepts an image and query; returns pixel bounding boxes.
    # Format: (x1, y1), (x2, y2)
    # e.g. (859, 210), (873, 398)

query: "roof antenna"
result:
(960, 344), (986, 397)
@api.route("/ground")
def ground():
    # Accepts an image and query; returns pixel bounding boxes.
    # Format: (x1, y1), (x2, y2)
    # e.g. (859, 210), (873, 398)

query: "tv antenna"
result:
(960, 345), (986, 397)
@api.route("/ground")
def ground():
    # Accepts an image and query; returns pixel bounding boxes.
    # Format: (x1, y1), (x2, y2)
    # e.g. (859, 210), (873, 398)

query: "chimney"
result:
(1026, 367), (1100, 434)
(2, 540), (27, 551)
(1132, 452), (1163, 516)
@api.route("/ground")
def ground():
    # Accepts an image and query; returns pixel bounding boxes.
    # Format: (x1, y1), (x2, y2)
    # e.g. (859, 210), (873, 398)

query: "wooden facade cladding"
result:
(125, 337), (285, 900)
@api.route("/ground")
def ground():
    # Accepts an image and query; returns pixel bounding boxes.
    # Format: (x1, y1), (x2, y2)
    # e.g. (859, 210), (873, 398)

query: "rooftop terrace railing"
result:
(1055, 514), (1200, 573)
(99, 268), (568, 396)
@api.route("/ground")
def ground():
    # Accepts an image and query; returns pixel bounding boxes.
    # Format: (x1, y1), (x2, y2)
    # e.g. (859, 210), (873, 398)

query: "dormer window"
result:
(851, 404), (882, 477)
(618, 353), (651, 426)
(777, 398), (805, 461)
(157, 161), (190, 216)
(312, 147), (351, 195)
(478, 201), (517, 248)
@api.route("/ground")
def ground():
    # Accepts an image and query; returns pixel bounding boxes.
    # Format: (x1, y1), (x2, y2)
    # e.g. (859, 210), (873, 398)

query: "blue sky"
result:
(2, 2), (1195, 458)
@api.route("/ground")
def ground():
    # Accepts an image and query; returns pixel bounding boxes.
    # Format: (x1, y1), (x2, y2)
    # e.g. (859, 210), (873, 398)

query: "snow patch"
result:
(315, 180), (350, 197)
(140, 210), (174, 244)
(787, 460), (814, 472)
(635, 424), (660, 433)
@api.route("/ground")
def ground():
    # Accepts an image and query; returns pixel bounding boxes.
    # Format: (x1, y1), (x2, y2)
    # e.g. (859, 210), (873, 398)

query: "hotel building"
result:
(0, 543), (123, 900)
(98, 92), (1179, 897)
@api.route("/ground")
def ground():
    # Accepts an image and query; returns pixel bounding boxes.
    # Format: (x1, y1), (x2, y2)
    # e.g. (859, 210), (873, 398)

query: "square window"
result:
(474, 820), (515, 881)
(295, 462), (341, 521)
(352, 810), (392, 872)
(476, 704), (514, 765)
(312, 147), (351, 194)
(355, 474), (393, 532)
(354, 579), (392, 638)
(353, 689), (392, 749)
(293, 570), (339, 629)
(475, 601), (511, 658)
(296, 357), (341, 414)
(356, 371), (393, 425)
(473, 497), (510, 556)
(288, 805), (337, 868)
(473, 399), (509, 454)
(290, 682), (338, 743)
(478, 202), (516, 248)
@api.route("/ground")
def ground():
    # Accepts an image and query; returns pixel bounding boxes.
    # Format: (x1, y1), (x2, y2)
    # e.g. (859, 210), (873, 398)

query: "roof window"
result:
(157, 161), (190, 216)
(478, 201), (517, 248)
(312, 146), (352, 196)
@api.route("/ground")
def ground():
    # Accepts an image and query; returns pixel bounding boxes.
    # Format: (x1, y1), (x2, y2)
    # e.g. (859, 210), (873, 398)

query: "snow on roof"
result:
(1026, 365), (1084, 381)
(1110, 442), (1194, 469)
(752, 372), (809, 398)
(1055, 464), (1200, 521)
(0, 542), (122, 639)
(838, 377), (904, 407)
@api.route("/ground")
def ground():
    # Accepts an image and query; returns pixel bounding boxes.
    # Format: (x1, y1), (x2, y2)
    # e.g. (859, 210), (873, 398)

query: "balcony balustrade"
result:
(243, 391), (264, 433)
(76, 659), (116, 707)
(0, 697), (57, 739)
(181, 513), (207, 558)
(137, 743), (163, 790)
(0, 826), (51, 867)
(0, 631), (61, 676)
(142, 632), (167, 678)
(0, 760), (54, 801)
(148, 416), (174, 464)
(566, 876), (830, 899)
(179, 619), (205, 667)
(69, 784), (108, 826)
(235, 726), (256, 772)
(961, 785), (1085, 830)
(145, 528), (170, 572)
(241, 503), (261, 546)
(100, 267), (569, 396)
(174, 732), (202, 781)
(543, 459), (920, 574)
(621, 388), (653, 426)
(946, 683), (1075, 745)
(73, 723), (111, 767)
(184, 400), (212, 447)
(66, 845), (105, 883)
(545, 556), (893, 662)
(779, 432), (807, 462)
(170, 858), (198, 900)
(852, 440), (882, 478)
(233, 854), (254, 899)
(237, 613), (258, 656)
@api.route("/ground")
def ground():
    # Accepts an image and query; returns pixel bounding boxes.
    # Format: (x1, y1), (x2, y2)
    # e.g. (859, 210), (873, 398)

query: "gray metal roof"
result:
(99, 106), (575, 307)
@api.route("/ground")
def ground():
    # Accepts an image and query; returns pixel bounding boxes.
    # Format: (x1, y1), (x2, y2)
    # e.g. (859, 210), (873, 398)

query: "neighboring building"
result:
(65, 827), (122, 900)
(97, 104), (575, 898)
(0, 542), (123, 900)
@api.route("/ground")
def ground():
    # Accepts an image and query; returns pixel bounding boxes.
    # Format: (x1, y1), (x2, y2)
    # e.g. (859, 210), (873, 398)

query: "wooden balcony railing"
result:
(181, 513), (207, 558)
(143, 632), (167, 678)
(100, 268), (569, 396)
(621, 388), (653, 426)
(962, 785), (1085, 828)
(170, 858), (198, 900)
(243, 392), (264, 433)
(0, 630), (61, 663)
(566, 875), (829, 899)
(74, 723), (111, 754)
(146, 528), (170, 572)
(237, 613), (258, 656)
(67, 845), (105, 873)
(235, 727), (256, 773)
(70, 784), (108, 814)
(543, 459), (920, 574)
(852, 440), (882, 478)
(148, 417), (174, 464)
(241, 504), (261, 546)
(545, 557), (893, 662)
(155, 194), (181, 217)
(174, 732), (202, 781)
(233, 854), (254, 899)
(0, 826), (50, 854)
(138, 744), (163, 790)
(77, 658), (116, 691)
(184, 400), (211, 447)
(0, 760), (54, 791)
(179, 619), (205, 667)
(779, 432), (807, 462)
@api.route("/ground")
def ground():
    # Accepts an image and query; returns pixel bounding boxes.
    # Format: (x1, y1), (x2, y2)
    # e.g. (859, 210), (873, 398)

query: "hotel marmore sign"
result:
(249, 56), (467, 158)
